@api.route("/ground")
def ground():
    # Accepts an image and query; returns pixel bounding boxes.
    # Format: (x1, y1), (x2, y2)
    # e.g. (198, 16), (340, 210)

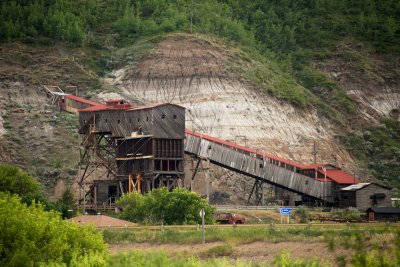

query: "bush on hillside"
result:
(117, 187), (215, 225)
(0, 164), (40, 200)
(0, 164), (75, 216)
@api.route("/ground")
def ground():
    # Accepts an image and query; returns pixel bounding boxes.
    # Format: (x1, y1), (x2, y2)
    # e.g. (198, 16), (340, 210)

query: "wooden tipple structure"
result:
(46, 87), (388, 210)
(78, 100), (185, 209)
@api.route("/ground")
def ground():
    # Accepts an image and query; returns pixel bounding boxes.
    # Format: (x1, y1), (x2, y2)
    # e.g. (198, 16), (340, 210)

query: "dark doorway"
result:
(108, 185), (118, 202)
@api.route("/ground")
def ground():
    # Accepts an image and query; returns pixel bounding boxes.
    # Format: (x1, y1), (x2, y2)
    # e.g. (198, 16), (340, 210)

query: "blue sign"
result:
(279, 208), (291, 215)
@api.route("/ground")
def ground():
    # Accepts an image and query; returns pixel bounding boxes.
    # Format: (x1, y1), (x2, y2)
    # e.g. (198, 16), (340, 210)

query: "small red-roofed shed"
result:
(300, 163), (359, 185)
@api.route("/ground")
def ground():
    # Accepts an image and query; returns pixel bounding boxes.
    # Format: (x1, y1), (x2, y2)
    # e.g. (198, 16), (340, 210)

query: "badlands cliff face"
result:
(106, 34), (355, 170)
(315, 41), (400, 124)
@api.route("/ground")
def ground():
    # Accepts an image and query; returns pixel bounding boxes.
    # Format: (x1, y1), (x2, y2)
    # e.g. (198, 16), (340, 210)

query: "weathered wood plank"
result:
(184, 133), (334, 202)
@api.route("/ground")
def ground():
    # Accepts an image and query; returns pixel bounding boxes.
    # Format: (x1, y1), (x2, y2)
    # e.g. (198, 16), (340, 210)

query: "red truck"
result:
(214, 213), (245, 224)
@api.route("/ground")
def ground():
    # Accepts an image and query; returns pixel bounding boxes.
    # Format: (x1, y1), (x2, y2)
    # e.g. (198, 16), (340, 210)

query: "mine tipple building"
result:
(78, 100), (185, 198)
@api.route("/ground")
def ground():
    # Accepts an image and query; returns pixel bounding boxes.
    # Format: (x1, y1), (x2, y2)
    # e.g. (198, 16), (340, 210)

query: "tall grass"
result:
(105, 228), (400, 266)
(103, 226), (396, 245)
(201, 244), (234, 257)
(108, 250), (326, 267)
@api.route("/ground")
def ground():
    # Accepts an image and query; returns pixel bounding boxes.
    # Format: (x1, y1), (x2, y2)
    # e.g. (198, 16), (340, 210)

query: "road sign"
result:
(279, 208), (291, 215)
(200, 208), (205, 244)
(199, 209), (205, 217)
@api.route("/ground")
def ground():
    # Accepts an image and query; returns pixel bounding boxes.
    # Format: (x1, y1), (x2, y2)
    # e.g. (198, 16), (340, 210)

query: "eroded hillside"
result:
(107, 34), (355, 168)
(1, 33), (399, 201)
(315, 40), (400, 124)
(0, 43), (113, 198)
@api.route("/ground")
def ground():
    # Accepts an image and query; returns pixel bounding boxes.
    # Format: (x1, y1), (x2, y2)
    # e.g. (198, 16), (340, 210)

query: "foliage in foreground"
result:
(326, 231), (400, 267)
(0, 163), (76, 217)
(0, 193), (107, 267)
(117, 187), (215, 225)
(108, 250), (325, 267)
(105, 227), (400, 266)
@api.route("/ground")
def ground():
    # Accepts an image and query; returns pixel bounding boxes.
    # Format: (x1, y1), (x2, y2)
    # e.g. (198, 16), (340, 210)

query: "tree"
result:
(0, 164), (40, 200)
(0, 193), (107, 266)
(117, 187), (215, 225)
(294, 205), (309, 223)
(61, 187), (75, 208)
(57, 187), (77, 219)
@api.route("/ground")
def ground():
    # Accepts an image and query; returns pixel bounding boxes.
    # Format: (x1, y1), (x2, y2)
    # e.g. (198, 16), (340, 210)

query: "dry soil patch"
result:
(109, 241), (351, 265)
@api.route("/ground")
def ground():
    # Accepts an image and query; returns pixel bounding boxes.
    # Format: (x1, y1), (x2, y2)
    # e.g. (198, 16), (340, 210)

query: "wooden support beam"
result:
(191, 158), (201, 181)
(137, 174), (141, 194)
(129, 174), (132, 193)
(93, 185), (97, 209)
(119, 181), (124, 195)
(247, 179), (264, 206)
(247, 180), (257, 205)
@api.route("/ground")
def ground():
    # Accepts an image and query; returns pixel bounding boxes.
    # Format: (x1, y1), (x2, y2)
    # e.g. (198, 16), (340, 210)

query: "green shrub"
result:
(0, 193), (107, 266)
(117, 187), (215, 225)
(332, 208), (362, 221)
(273, 251), (328, 267)
(326, 231), (400, 267)
(0, 164), (40, 200)
(294, 206), (310, 223)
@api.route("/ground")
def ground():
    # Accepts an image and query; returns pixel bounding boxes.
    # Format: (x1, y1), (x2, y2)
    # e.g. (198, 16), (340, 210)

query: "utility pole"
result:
(332, 154), (337, 166)
(190, 0), (193, 34)
(83, 183), (86, 213)
(313, 141), (317, 164)
(205, 159), (210, 203)
(200, 208), (205, 244)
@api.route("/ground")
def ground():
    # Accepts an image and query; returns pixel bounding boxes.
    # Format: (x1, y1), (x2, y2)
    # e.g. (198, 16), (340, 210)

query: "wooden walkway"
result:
(184, 131), (334, 202)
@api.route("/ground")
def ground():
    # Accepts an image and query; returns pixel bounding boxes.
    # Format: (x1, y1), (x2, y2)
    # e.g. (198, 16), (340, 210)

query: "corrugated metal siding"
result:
(355, 184), (392, 210)
(184, 133), (334, 202)
(78, 105), (185, 139)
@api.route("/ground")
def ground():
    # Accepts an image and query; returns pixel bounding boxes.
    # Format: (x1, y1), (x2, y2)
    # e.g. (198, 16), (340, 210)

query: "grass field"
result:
(103, 223), (398, 244)
(104, 223), (400, 266)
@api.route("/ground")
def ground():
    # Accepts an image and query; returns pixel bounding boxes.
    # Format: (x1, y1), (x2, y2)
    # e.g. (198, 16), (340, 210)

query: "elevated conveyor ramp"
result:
(184, 130), (334, 203)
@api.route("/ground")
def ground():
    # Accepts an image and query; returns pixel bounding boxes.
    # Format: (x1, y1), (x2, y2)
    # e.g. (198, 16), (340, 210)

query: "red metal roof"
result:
(79, 102), (185, 113)
(127, 103), (184, 111)
(185, 130), (306, 169)
(318, 169), (359, 184)
(303, 163), (330, 169)
(64, 95), (102, 107)
(302, 163), (359, 184)
(79, 104), (129, 112)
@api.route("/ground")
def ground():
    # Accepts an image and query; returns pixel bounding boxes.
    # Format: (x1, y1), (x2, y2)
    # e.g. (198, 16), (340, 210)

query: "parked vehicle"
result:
(214, 213), (245, 224)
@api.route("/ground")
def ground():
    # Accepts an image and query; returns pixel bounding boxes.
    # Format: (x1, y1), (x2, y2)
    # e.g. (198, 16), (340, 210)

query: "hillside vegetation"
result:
(1, 0), (399, 188)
